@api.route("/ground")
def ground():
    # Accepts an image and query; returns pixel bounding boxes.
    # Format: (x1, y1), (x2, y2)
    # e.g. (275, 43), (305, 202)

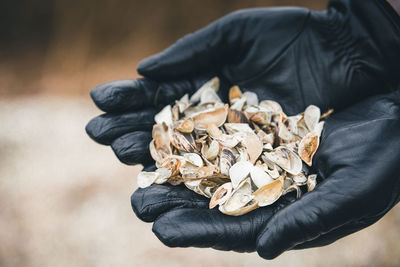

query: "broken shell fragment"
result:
(177, 118), (194, 133)
(307, 174), (317, 191)
(190, 77), (219, 103)
(229, 161), (253, 188)
(298, 132), (320, 166)
(304, 105), (321, 131)
(183, 153), (203, 167)
(137, 172), (159, 188)
(220, 148), (237, 176)
(203, 139), (219, 160)
(252, 177), (284, 207)
(264, 146), (302, 175)
(155, 105), (173, 126)
(250, 165), (274, 188)
(243, 91), (259, 106)
(227, 109), (249, 123)
(229, 85), (242, 104)
(209, 182), (233, 209)
(222, 178), (254, 213)
(193, 105), (228, 131)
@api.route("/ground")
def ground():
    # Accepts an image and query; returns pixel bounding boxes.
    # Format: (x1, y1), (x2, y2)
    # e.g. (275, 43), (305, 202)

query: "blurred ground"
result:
(0, 97), (400, 267)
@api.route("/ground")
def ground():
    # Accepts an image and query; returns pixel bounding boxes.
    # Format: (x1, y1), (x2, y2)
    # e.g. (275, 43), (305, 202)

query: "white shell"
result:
(229, 161), (253, 188)
(137, 171), (159, 188)
(154, 168), (172, 184)
(224, 123), (253, 135)
(250, 166), (275, 188)
(259, 100), (283, 114)
(199, 87), (222, 105)
(183, 153), (203, 167)
(222, 178), (254, 212)
(264, 146), (302, 175)
(243, 91), (259, 106)
(190, 77), (219, 103)
(155, 105), (173, 126)
(230, 97), (246, 111)
(304, 105), (321, 131)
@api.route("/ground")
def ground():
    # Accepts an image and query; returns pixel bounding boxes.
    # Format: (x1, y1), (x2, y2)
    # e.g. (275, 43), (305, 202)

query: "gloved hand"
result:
(86, 0), (400, 166)
(130, 90), (400, 259)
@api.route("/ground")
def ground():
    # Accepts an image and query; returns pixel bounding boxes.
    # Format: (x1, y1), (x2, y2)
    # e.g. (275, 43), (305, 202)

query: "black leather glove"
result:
(86, 0), (400, 166)
(130, 90), (400, 259)
(85, 0), (400, 258)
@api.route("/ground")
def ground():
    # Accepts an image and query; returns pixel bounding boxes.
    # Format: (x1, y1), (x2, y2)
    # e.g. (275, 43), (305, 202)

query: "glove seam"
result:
(139, 198), (208, 218)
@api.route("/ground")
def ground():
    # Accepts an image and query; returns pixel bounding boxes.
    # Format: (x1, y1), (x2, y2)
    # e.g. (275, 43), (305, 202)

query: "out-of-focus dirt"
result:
(0, 97), (399, 267)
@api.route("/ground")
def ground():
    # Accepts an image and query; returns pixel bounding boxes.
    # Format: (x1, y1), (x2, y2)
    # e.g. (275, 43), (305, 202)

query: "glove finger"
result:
(293, 217), (379, 249)
(256, 169), (362, 260)
(152, 207), (274, 252)
(131, 184), (209, 222)
(137, 13), (239, 80)
(85, 108), (156, 145)
(90, 78), (195, 112)
(111, 131), (153, 166)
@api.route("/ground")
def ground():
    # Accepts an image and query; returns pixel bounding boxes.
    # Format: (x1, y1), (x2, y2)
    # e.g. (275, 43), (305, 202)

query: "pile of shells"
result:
(137, 77), (332, 216)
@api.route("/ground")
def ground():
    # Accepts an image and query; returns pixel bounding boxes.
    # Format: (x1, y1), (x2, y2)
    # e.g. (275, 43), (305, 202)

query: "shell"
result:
(307, 174), (317, 191)
(298, 132), (319, 166)
(216, 134), (239, 148)
(229, 85), (242, 104)
(230, 97), (246, 111)
(202, 140), (219, 160)
(314, 121), (325, 137)
(252, 177), (283, 207)
(292, 172), (307, 185)
(209, 183), (234, 209)
(250, 165), (275, 188)
(170, 130), (197, 153)
(192, 105), (228, 131)
(220, 148), (237, 176)
(304, 105), (321, 131)
(250, 112), (270, 125)
(229, 161), (253, 188)
(152, 124), (172, 161)
(244, 132), (263, 164)
(243, 91), (259, 106)
(197, 165), (220, 178)
(227, 109), (249, 123)
(219, 200), (258, 216)
(154, 168), (172, 184)
(155, 105), (173, 126)
(183, 153), (203, 167)
(206, 124), (223, 138)
(259, 100), (283, 114)
(200, 87), (222, 105)
(284, 184), (302, 199)
(264, 146), (302, 175)
(224, 123), (253, 135)
(221, 178), (254, 213)
(175, 94), (190, 113)
(190, 77), (219, 103)
(176, 118), (194, 133)
(137, 172), (159, 188)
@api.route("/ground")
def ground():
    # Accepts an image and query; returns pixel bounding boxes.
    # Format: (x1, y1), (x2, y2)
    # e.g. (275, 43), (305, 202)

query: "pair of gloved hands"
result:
(86, 0), (400, 259)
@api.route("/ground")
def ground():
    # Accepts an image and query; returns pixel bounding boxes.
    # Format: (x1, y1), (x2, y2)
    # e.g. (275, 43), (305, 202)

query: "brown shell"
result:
(298, 132), (319, 166)
(228, 109), (249, 123)
(176, 118), (194, 133)
(193, 105), (228, 131)
(229, 85), (242, 104)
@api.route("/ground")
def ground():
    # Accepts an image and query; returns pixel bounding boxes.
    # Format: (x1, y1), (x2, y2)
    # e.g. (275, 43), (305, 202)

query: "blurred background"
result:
(1, 0), (400, 266)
